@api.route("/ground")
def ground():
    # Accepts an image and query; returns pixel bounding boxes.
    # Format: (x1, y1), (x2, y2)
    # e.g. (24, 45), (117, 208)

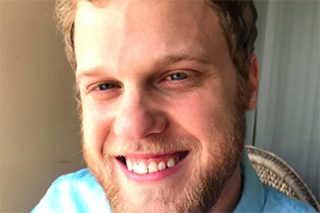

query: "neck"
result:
(211, 165), (242, 213)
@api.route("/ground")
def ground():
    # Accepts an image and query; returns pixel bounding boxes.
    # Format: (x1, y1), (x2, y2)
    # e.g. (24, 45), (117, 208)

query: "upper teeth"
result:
(138, 162), (148, 174)
(148, 161), (158, 173)
(127, 159), (133, 171)
(167, 158), (175, 167)
(126, 157), (181, 174)
(158, 161), (166, 171)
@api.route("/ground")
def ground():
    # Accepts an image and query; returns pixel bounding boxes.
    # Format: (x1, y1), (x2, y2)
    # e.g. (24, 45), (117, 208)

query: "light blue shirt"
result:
(32, 150), (316, 213)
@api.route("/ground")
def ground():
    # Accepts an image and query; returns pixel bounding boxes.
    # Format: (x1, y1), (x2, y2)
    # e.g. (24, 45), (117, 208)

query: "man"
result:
(32, 0), (316, 212)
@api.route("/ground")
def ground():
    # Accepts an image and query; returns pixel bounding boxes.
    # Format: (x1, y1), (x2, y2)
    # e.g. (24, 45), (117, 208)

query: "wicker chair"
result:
(245, 145), (320, 211)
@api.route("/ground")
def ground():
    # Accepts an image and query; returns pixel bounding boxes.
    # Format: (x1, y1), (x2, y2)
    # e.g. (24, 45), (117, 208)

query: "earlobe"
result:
(247, 54), (259, 111)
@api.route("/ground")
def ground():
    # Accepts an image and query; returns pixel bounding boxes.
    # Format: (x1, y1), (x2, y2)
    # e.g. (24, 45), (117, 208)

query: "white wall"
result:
(253, 0), (319, 200)
(1, 1), (84, 212)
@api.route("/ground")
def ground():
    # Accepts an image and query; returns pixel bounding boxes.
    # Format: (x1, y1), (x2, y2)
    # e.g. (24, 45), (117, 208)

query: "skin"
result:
(74, 0), (259, 212)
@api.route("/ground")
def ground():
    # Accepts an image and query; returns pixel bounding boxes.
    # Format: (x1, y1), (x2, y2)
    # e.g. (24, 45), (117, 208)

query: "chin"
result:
(83, 133), (243, 213)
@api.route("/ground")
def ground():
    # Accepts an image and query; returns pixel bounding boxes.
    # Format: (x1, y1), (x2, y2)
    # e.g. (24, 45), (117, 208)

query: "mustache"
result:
(103, 135), (201, 157)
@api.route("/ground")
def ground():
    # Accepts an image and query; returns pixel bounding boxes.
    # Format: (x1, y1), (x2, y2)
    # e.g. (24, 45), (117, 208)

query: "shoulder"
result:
(49, 168), (96, 188)
(31, 169), (111, 213)
(43, 168), (102, 195)
(262, 184), (317, 213)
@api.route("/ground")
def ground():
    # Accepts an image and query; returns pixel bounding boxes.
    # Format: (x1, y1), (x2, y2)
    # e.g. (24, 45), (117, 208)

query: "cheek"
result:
(82, 102), (116, 152)
(170, 87), (233, 138)
(168, 84), (236, 165)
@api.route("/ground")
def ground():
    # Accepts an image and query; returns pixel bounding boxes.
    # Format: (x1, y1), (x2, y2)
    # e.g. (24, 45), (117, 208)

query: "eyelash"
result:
(166, 72), (188, 81)
(89, 81), (120, 94)
(90, 71), (191, 94)
(97, 83), (117, 91)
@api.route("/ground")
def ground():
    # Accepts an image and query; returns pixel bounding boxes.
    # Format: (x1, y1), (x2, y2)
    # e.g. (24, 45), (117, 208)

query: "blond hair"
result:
(55, 0), (257, 81)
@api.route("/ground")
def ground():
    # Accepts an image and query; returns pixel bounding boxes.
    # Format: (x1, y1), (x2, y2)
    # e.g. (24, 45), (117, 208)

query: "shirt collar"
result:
(233, 149), (265, 213)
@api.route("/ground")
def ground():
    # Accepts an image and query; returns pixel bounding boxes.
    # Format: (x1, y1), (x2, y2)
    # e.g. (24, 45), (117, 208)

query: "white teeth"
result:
(126, 159), (133, 171)
(167, 158), (175, 168)
(133, 163), (139, 173)
(138, 162), (148, 174)
(158, 161), (166, 171)
(128, 155), (185, 174)
(148, 161), (159, 173)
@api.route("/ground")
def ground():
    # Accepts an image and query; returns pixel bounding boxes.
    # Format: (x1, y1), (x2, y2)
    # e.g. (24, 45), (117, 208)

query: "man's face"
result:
(75, 1), (249, 212)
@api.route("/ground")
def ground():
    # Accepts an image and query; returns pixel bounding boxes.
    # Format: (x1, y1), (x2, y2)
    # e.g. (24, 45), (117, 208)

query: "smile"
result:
(116, 151), (189, 181)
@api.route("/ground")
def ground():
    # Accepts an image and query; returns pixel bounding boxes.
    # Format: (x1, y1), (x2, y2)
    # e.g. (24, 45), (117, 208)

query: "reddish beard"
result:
(82, 76), (250, 213)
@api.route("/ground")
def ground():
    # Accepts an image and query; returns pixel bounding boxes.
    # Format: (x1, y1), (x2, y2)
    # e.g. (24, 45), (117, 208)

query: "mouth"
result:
(116, 151), (189, 180)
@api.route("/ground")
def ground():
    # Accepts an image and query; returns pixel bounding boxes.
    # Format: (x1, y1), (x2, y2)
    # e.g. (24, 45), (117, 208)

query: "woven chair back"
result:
(245, 145), (319, 211)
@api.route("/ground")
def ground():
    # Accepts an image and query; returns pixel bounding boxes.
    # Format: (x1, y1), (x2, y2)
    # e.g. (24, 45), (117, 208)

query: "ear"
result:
(247, 54), (259, 111)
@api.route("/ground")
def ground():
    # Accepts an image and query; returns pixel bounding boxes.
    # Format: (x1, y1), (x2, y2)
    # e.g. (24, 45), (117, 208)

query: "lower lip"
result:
(117, 154), (188, 182)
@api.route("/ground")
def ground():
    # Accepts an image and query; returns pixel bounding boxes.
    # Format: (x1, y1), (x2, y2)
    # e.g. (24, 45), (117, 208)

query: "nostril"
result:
(113, 104), (168, 141)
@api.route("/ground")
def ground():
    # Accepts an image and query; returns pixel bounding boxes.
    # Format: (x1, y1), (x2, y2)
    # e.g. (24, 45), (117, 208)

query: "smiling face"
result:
(75, 0), (252, 212)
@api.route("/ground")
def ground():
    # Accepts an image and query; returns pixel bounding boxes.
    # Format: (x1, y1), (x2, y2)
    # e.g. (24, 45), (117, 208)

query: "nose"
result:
(113, 89), (167, 142)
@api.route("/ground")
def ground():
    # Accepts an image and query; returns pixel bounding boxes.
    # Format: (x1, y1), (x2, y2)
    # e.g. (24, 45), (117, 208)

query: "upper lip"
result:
(119, 151), (187, 159)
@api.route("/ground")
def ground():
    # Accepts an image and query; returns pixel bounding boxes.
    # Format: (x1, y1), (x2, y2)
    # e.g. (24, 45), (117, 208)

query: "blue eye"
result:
(98, 83), (116, 90)
(169, 72), (187, 80)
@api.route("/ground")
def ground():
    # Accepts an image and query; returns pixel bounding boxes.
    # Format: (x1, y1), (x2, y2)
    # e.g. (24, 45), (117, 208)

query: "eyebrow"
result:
(161, 51), (212, 65)
(76, 51), (212, 83)
(76, 66), (109, 85)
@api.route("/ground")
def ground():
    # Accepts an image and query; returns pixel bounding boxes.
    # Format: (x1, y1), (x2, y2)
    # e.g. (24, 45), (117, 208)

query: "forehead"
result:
(74, 0), (229, 73)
